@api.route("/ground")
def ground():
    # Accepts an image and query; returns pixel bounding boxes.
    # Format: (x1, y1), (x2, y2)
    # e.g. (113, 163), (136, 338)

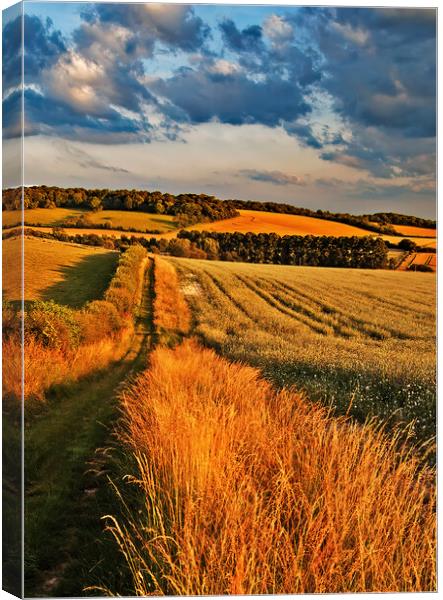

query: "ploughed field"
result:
(172, 258), (436, 443)
(2, 236), (118, 308)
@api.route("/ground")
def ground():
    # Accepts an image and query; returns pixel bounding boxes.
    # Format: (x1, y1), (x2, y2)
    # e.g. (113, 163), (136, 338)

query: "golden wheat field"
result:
(169, 257), (436, 442)
(188, 210), (437, 247)
(392, 224), (437, 238)
(189, 209), (372, 236)
(13, 211), (437, 249)
(105, 257), (436, 596)
(398, 252), (437, 271)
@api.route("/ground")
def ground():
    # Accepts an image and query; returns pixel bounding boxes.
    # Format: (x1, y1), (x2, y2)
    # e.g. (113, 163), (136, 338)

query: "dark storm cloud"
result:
(3, 15), (66, 92)
(2, 13), (22, 91)
(280, 7), (436, 178)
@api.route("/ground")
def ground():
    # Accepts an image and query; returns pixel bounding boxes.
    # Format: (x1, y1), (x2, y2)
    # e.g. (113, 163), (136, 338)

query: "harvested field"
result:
(381, 235), (436, 249)
(3, 236), (118, 307)
(2, 208), (176, 233)
(398, 253), (437, 272)
(171, 257), (436, 444)
(190, 209), (376, 237)
(393, 224), (437, 238)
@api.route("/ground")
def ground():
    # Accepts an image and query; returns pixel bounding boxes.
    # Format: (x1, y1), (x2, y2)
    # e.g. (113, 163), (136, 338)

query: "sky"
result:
(2, 2), (437, 217)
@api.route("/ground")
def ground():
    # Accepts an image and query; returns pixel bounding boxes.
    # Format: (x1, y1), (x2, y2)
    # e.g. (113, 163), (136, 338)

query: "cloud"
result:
(80, 3), (209, 54)
(23, 88), (148, 143)
(2, 15), (67, 93)
(240, 169), (307, 186)
(314, 176), (435, 199)
(154, 62), (311, 127)
(286, 7), (436, 178)
(263, 15), (294, 44)
(219, 19), (263, 53)
(2, 3), (435, 192)
(55, 140), (129, 173)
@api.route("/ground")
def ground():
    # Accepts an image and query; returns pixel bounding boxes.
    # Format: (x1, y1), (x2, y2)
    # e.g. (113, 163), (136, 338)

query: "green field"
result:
(171, 258), (436, 443)
(3, 236), (119, 308)
(2, 207), (177, 233)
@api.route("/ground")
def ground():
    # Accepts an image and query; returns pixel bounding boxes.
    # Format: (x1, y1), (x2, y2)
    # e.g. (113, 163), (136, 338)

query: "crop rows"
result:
(172, 259), (436, 445)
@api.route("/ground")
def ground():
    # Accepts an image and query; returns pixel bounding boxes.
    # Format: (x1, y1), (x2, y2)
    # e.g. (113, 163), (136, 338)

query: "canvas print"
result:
(2, 1), (437, 597)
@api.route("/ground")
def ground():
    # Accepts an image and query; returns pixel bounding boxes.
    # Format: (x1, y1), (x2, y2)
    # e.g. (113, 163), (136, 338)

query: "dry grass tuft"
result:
(3, 328), (132, 405)
(153, 256), (190, 338)
(107, 340), (436, 595)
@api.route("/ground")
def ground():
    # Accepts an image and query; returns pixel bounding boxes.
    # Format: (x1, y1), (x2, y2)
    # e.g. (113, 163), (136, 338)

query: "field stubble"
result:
(171, 258), (436, 444)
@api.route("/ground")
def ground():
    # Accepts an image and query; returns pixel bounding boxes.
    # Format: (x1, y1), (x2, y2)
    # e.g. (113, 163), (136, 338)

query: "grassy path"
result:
(24, 260), (154, 597)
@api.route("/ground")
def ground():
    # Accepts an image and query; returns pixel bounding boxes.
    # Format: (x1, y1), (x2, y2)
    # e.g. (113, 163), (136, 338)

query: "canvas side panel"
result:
(2, 2), (24, 598)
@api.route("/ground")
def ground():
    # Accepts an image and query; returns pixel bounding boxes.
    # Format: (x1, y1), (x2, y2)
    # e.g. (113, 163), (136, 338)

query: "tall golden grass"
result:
(153, 256), (190, 338)
(107, 339), (436, 595)
(3, 329), (133, 404)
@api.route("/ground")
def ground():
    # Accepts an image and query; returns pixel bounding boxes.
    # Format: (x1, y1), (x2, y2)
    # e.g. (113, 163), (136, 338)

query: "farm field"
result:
(171, 258), (436, 442)
(381, 234), (436, 248)
(398, 252), (437, 272)
(189, 209), (378, 236)
(393, 224), (437, 238)
(101, 256), (436, 596)
(16, 224), (438, 252)
(188, 210), (437, 248)
(2, 207), (177, 233)
(3, 236), (118, 307)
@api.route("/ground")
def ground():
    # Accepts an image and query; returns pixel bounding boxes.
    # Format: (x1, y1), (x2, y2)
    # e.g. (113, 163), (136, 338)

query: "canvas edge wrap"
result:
(2, 2), (24, 598)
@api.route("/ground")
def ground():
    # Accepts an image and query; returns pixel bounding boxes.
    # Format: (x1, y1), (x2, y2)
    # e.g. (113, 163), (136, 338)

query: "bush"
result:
(25, 301), (81, 351)
(104, 245), (147, 316)
(409, 264), (434, 272)
(2, 301), (21, 338)
(78, 300), (123, 343)
(398, 238), (417, 252)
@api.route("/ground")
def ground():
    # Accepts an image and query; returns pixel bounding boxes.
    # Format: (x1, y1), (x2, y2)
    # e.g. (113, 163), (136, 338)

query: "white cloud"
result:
(331, 21), (370, 46)
(263, 15), (294, 44)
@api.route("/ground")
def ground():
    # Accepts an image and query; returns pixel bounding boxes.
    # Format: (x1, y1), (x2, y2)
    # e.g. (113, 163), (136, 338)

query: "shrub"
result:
(104, 245), (147, 316)
(409, 264), (434, 272)
(398, 238), (417, 252)
(78, 300), (122, 343)
(25, 300), (81, 352)
(2, 301), (21, 338)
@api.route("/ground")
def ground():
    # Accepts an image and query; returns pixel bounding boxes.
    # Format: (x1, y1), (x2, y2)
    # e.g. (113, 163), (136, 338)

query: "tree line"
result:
(2, 186), (239, 227)
(363, 212), (436, 229)
(176, 231), (389, 269)
(3, 186), (435, 232)
(6, 227), (388, 269)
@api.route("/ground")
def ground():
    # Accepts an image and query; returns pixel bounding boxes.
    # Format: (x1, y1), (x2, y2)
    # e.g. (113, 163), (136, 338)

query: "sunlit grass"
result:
(108, 339), (435, 595)
(3, 236), (118, 308)
(170, 258), (436, 443)
(2, 207), (177, 233)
